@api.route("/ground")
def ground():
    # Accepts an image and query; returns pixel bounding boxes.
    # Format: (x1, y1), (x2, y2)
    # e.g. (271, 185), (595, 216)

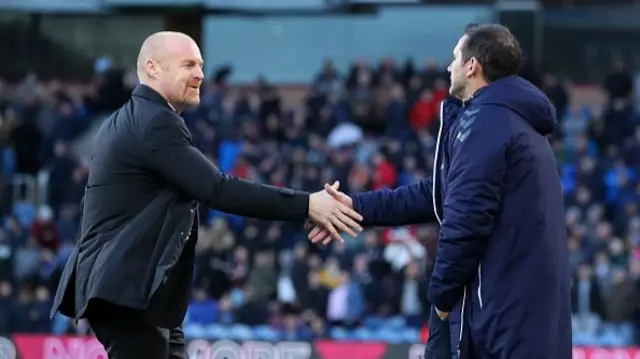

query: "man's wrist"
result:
(348, 193), (360, 213)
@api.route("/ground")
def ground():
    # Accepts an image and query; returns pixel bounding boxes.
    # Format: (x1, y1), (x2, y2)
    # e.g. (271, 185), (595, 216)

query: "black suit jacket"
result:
(51, 85), (310, 328)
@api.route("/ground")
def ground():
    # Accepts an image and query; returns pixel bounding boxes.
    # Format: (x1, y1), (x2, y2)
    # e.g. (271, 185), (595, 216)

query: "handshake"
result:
(306, 181), (363, 245)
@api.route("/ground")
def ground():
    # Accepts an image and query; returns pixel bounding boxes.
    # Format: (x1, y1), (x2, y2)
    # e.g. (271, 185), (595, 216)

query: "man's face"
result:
(448, 35), (469, 100)
(155, 40), (204, 110)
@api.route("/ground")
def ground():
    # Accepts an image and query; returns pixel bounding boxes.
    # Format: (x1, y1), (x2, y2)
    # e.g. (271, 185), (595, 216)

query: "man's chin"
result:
(185, 98), (200, 108)
(449, 87), (462, 100)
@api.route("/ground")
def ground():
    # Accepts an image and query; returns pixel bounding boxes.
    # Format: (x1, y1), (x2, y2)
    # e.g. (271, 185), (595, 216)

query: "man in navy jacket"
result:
(309, 23), (571, 359)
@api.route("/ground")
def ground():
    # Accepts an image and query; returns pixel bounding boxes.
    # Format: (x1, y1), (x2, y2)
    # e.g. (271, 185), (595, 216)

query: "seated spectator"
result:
(187, 288), (217, 325)
(29, 206), (60, 252)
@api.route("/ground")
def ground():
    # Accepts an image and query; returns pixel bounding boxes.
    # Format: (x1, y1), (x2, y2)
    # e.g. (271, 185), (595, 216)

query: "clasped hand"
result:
(306, 181), (360, 245)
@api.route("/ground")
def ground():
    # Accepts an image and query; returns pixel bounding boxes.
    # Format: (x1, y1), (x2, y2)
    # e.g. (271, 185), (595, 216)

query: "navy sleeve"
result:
(350, 178), (436, 227)
(428, 106), (509, 312)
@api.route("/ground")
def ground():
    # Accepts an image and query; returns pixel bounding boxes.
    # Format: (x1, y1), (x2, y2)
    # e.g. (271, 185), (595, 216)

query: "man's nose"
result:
(193, 67), (204, 80)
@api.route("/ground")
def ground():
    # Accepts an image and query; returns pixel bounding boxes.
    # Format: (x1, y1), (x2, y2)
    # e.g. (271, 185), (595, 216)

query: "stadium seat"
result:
(204, 324), (231, 340)
(373, 328), (403, 344)
(183, 324), (206, 339)
(352, 327), (375, 341)
(385, 316), (406, 329)
(253, 325), (281, 341)
(329, 327), (351, 341)
(228, 324), (255, 341)
(397, 327), (420, 343)
(363, 316), (386, 330)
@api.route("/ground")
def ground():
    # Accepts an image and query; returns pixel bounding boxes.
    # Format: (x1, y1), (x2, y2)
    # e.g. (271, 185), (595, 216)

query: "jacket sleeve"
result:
(428, 106), (509, 312)
(350, 178), (435, 227)
(142, 113), (309, 222)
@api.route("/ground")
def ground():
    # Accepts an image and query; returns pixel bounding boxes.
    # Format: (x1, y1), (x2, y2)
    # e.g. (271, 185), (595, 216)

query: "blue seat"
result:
(373, 328), (403, 344)
(352, 327), (375, 341)
(228, 324), (254, 341)
(253, 325), (281, 341)
(398, 327), (420, 343)
(52, 313), (71, 335)
(598, 329), (626, 347)
(204, 324), (231, 339)
(183, 324), (206, 339)
(386, 316), (406, 329)
(572, 330), (598, 346)
(363, 316), (386, 330)
(330, 327), (351, 341)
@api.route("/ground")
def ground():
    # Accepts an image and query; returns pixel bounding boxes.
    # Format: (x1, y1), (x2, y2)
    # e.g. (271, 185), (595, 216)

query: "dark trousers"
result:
(424, 305), (453, 359)
(86, 302), (187, 359)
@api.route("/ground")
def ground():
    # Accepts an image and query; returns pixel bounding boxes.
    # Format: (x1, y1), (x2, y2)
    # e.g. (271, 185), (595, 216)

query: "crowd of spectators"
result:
(0, 55), (639, 346)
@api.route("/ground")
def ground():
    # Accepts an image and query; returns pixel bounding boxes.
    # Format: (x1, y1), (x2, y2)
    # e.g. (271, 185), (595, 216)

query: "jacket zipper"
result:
(432, 101), (444, 226)
(434, 101), (467, 357)
(478, 262), (483, 309)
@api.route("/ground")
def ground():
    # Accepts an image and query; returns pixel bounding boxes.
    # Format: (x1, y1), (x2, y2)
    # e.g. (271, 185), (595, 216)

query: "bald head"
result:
(136, 31), (204, 112)
(137, 31), (197, 81)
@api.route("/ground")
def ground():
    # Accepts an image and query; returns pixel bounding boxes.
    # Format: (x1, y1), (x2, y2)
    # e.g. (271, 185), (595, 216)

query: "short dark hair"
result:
(461, 23), (522, 83)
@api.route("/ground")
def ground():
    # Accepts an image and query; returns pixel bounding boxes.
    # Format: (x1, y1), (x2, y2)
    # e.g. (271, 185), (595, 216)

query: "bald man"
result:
(51, 32), (362, 359)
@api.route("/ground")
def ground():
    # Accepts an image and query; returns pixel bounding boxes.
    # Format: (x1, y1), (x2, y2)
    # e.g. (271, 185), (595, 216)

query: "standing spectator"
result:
(606, 268), (639, 324)
(0, 281), (15, 334)
(0, 230), (13, 282)
(399, 260), (427, 327)
(327, 271), (364, 328)
(604, 58), (633, 101)
(9, 109), (43, 175)
(301, 269), (330, 318)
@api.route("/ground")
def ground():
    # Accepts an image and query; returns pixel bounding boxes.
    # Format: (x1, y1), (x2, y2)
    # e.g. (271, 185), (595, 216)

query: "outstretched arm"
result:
(351, 178), (437, 227)
(307, 179), (437, 244)
(144, 112), (362, 241)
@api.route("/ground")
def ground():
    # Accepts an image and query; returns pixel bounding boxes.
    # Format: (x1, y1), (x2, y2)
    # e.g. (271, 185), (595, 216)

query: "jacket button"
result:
(190, 209), (194, 214)
(180, 232), (184, 236)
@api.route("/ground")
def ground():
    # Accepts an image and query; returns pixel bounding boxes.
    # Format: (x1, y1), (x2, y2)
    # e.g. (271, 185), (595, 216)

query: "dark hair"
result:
(461, 23), (522, 83)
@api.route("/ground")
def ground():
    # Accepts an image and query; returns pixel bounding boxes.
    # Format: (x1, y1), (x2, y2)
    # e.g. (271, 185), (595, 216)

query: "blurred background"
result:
(0, 0), (640, 358)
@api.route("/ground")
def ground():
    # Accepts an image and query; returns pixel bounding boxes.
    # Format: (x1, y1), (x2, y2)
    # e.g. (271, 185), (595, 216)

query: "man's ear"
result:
(146, 59), (158, 79)
(466, 57), (480, 78)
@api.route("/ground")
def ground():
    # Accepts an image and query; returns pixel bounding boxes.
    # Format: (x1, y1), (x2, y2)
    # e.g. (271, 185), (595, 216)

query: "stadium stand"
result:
(0, 55), (639, 351)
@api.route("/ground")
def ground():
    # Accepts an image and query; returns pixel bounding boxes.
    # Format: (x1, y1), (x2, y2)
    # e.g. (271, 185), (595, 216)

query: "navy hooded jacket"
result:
(352, 76), (571, 359)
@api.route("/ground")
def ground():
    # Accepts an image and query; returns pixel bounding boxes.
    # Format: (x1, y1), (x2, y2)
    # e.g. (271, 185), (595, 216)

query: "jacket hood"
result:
(469, 76), (557, 135)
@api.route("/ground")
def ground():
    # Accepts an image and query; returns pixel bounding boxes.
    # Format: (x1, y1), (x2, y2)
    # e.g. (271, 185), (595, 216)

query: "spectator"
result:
(0, 230), (13, 282)
(571, 263), (605, 320)
(327, 271), (364, 328)
(29, 206), (61, 253)
(604, 58), (633, 101)
(409, 89), (438, 131)
(246, 251), (278, 299)
(187, 288), (218, 326)
(606, 268), (639, 324)
(12, 237), (40, 283)
(399, 260), (427, 327)
(299, 270), (329, 318)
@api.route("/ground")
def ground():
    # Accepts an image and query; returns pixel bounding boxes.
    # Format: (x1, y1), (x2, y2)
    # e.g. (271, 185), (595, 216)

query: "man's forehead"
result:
(166, 41), (203, 61)
(453, 35), (468, 55)
(172, 40), (200, 55)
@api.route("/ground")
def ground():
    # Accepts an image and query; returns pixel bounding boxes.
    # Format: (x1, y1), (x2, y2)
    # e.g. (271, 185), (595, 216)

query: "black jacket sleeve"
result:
(142, 113), (309, 222)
